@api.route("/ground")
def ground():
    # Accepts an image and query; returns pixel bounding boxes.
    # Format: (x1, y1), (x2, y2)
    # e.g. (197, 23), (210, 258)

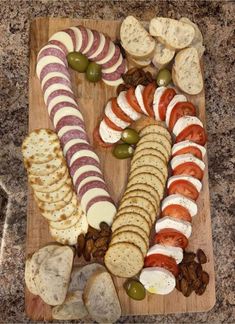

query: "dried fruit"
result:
(182, 252), (196, 263)
(94, 236), (109, 248)
(77, 234), (85, 257)
(197, 249), (207, 264)
(100, 222), (110, 231)
(195, 283), (207, 295)
(180, 264), (190, 281)
(86, 226), (100, 240)
(196, 262), (203, 278)
(188, 263), (197, 282)
(122, 68), (154, 88)
(201, 271), (209, 285)
(180, 278), (189, 296)
(92, 249), (106, 258)
(176, 277), (181, 291)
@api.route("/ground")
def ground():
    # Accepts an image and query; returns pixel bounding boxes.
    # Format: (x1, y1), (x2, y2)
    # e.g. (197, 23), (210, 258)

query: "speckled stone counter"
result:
(0, 0), (234, 322)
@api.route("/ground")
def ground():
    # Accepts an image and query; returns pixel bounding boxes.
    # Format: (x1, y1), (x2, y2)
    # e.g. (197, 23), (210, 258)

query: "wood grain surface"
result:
(26, 17), (215, 320)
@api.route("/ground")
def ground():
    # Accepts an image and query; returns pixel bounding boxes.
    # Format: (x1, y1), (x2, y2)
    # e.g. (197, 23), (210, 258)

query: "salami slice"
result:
(81, 28), (94, 55)
(96, 41), (115, 65)
(44, 84), (73, 106)
(102, 59), (126, 81)
(49, 101), (79, 120)
(77, 25), (89, 53)
(55, 116), (85, 133)
(48, 96), (77, 115)
(78, 180), (108, 198)
(49, 31), (74, 53)
(42, 76), (71, 94)
(57, 125), (85, 138)
(64, 28), (76, 50)
(74, 171), (104, 192)
(89, 33), (105, 60)
(60, 129), (89, 148)
(66, 143), (93, 165)
(39, 63), (70, 82)
(86, 30), (101, 58)
(53, 107), (84, 128)
(41, 71), (70, 89)
(70, 157), (100, 177)
(102, 45), (120, 69)
(36, 56), (67, 79)
(46, 89), (75, 107)
(86, 195), (115, 213)
(68, 27), (83, 52)
(72, 165), (102, 188)
(37, 45), (67, 66)
(48, 40), (68, 55)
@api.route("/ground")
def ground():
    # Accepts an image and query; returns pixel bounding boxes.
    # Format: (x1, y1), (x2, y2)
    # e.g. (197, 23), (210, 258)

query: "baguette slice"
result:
(127, 54), (151, 68)
(120, 16), (155, 59)
(83, 270), (121, 323)
(172, 47), (203, 95)
(152, 42), (175, 69)
(149, 17), (195, 50)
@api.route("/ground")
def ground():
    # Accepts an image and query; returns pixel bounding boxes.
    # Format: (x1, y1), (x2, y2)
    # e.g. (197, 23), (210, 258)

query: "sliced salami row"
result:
(36, 26), (128, 229)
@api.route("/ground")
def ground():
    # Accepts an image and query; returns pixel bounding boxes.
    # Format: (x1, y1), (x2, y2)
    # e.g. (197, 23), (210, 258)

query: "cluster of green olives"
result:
(124, 279), (146, 300)
(113, 128), (140, 159)
(67, 52), (102, 82)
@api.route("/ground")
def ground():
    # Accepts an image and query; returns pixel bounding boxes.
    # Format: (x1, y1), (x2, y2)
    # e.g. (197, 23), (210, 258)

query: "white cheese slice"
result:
(81, 188), (110, 210)
(81, 28), (94, 54)
(155, 216), (192, 238)
(103, 77), (124, 87)
(161, 194), (198, 217)
(135, 85), (148, 115)
(147, 244), (183, 264)
(171, 153), (205, 171)
(63, 138), (89, 156)
(102, 54), (122, 73)
(165, 94), (187, 127)
(117, 91), (141, 121)
(153, 86), (167, 120)
(172, 140), (206, 158)
(47, 96), (77, 115)
(104, 101), (130, 129)
(87, 200), (116, 229)
(41, 71), (70, 89)
(89, 33), (105, 59)
(49, 31), (74, 53)
(53, 107), (84, 128)
(37, 44), (65, 60)
(96, 41), (115, 65)
(99, 120), (122, 143)
(43, 84), (73, 105)
(77, 176), (105, 192)
(58, 125), (85, 138)
(173, 116), (204, 137)
(69, 150), (100, 168)
(140, 267), (176, 295)
(73, 165), (102, 188)
(68, 27), (83, 52)
(167, 175), (202, 193)
(36, 56), (66, 79)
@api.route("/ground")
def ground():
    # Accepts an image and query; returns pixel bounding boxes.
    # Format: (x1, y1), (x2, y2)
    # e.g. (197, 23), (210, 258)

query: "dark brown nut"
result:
(191, 278), (202, 291)
(116, 84), (127, 96)
(94, 237), (110, 248)
(77, 234), (85, 257)
(91, 245), (97, 255)
(180, 264), (190, 281)
(132, 70), (142, 83)
(188, 263), (197, 282)
(123, 74), (133, 84)
(183, 252), (196, 263)
(100, 229), (111, 237)
(136, 76), (147, 85)
(85, 239), (94, 254)
(184, 286), (193, 297)
(86, 226), (100, 240)
(177, 271), (183, 281)
(195, 283), (207, 295)
(139, 69), (146, 77)
(126, 67), (138, 75)
(92, 249), (106, 258)
(145, 71), (154, 82)
(83, 249), (91, 262)
(100, 222), (110, 231)
(197, 249), (207, 264)
(196, 262), (203, 278)
(201, 271), (210, 285)
(180, 278), (189, 296)
(176, 277), (182, 291)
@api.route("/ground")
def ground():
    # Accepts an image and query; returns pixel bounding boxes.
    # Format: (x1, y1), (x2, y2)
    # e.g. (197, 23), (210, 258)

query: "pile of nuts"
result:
(76, 222), (111, 261)
(176, 249), (209, 297)
(117, 68), (154, 95)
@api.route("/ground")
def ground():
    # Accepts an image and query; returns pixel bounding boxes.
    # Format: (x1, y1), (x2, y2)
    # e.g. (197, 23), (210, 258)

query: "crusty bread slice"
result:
(149, 17), (195, 50)
(83, 270), (121, 323)
(127, 54), (151, 68)
(152, 42), (175, 69)
(172, 47), (203, 95)
(120, 16), (155, 59)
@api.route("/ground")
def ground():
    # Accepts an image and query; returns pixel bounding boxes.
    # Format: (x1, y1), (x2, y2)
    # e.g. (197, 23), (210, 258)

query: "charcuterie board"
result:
(26, 17), (215, 320)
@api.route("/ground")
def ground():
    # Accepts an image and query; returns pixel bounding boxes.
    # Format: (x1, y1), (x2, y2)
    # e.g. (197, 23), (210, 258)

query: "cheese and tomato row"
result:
(95, 84), (207, 147)
(36, 26), (126, 229)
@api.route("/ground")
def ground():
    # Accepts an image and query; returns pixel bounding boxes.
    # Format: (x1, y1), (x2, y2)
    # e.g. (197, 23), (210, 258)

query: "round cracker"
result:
(49, 206), (83, 230)
(27, 152), (64, 176)
(36, 190), (74, 211)
(34, 181), (72, 203)
(113, 224), (149, 247)
(112, 212), (150, 235)
(139, 124), (172, 144)
(111, 230), (148, 256)
(31, 170), (70, 193)
(129, 164), (166, 186)
(29, 163), (67, 186)
(125, 182), (160, 208)
(133, 146), (168, 163)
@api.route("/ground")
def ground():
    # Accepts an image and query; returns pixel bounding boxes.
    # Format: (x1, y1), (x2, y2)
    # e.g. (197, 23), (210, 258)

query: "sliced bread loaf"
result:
(152, 42), (175, 68)
(172, 47), (203, 95)
(83, 270), (121, 323)
(149, 17), (195, 50)
(127, 54), (151, 67)
(120, 16), (155, 59)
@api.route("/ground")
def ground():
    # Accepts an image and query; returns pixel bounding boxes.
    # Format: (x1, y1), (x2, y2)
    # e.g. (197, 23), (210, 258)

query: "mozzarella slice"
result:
(117, 91), (141, 121)
(49, 31), (74, 52)
(171, 153), (205, 171)
(43, 84), (73, 105)
(140, 267), (175, 295)
(161, 194), (198, 217)
(147, 244), (183, 264)
(155, 216), (192, 238)
(172, 140), (206, 158)
(167, 175), (202, 193)
(104, 101), (130, 129)
(102, 54), (122, 73)
(69, 27), (83, 52)
(58, 125), (85, 138)
(153, 86), (167, 120)
(63, 138), (89, 156)
(73, 165), (102, 187)
(53, 107), (84, 128)
(48, 96), (77, 115)
(69, 150), (100, 167)
(99, 120), (121, 143)
(41, 71), (70, 89)
(87, 199), (116, 229)
(81, 28), (94, 54)
(135, 85), (148, 115)
(96, 42), (115, 65)
(165, 94), (187, 127)
(89, 33), (105, 59)
(103, 77), (124, 87)
(173, 116), (204, 137)
(36, 56), (66, 79)
(81, 187), (109, 208)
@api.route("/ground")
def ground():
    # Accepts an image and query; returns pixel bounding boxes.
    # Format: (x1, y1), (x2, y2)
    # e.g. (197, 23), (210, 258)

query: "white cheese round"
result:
(117, 91), (141, 121)
(99, 120), (122, 143)
(173, 116), (204, 137)
(172, 140), (206, 158)
(167, 175), (202, 193)
(161, 194), (198, 217)
(135, 85), (148, 115)
(155, 216), (192, 238)
(165, 94), (187, 127)
(104, 101), (130, 129)
(171, 153), (205, 171)
(153, 86), (167, 120)
(147, 244), (183, 264)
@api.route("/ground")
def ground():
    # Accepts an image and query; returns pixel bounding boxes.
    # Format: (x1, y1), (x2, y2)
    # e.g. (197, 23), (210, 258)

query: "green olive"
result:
(156, 68), (172, 87)
(113, 144), (134, 159)
(67, 52), (89, 72)
(86, 62), (102, 82)
(124, 279), (146, 300)
(121, 128), (140, 145)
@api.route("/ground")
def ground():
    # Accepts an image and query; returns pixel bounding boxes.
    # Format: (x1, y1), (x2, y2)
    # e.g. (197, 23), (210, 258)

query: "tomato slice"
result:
(103, 115), (123, 131)
(154, 229), (188, 249)
(111, 98), (133, 123)
(159, 88), (176, 120)
(168, 179), (199, 200)
(143, 83), (156, 117)
(169, 102), (196, 131)
(173, 162), (204, 180)
(144, 253), (179, 277)
(176, 125), (207, 146)
(126, 87), (142, 114)
(162, 204), (192, 222)
(93, 125), (113, 148)
(172, 146), (203, 160)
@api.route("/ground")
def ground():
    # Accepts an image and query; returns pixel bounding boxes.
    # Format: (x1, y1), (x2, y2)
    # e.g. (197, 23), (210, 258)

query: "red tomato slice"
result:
(126, 87), (142, 113)
(154, 229), (188, 249)
(173, 162), (204, 180)
(103, 115), (123, 131)
(111, 98), (133, 123)
(169, 102), (196, 131)
(143, 83), (156, 117)
(162, 204), (192, 222)
(159, 88), (176, 120)
(168, 179), (199, 201)
(172, 146), (203, 160)
(176, 125), (207, 146)
(93, 125), (113, 148)
(144, 253), (179, 277)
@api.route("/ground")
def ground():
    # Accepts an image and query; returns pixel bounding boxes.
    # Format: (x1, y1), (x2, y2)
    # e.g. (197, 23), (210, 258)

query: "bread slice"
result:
(52, 290), (88, 320)
(83, 270), (121, 323)
(172, 47), (203, 95)
(152, 42), (175, 69)
(149, 17), (195, 50)
(127, 54), (151, 68)
(120, 16), (155, 59)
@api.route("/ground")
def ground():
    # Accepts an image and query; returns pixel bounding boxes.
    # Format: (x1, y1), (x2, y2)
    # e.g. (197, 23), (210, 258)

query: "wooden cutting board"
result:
(26, 17), (215, 320)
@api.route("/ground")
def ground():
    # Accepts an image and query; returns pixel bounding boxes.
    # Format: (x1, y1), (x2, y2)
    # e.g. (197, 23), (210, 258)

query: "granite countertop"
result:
(0, 0), (234, 322)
